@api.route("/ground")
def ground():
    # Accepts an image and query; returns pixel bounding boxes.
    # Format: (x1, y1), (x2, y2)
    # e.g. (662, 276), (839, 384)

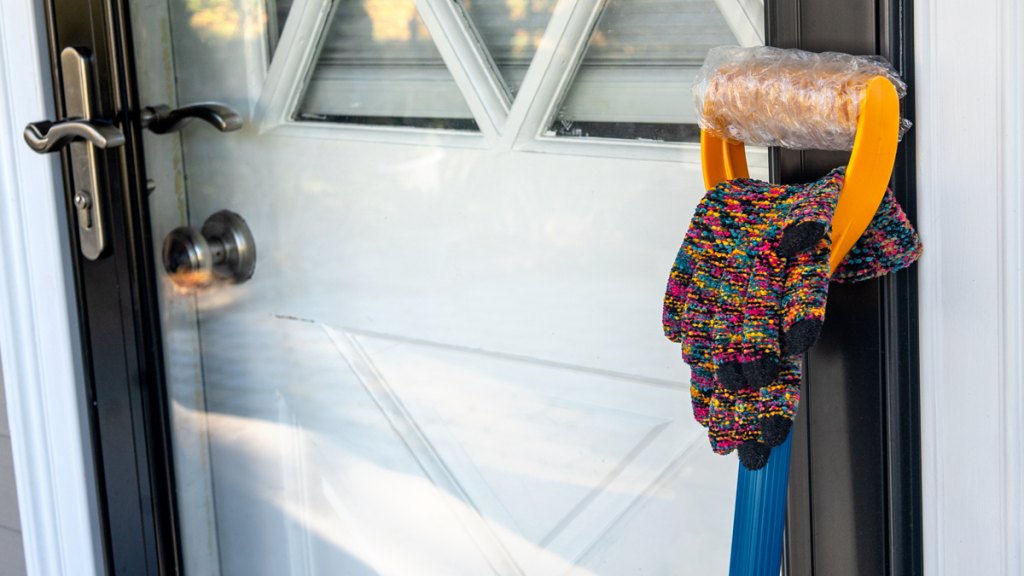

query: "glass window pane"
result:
(268, 0), (296, 59)
(274, 0), (292, 38)
(295, 0), (479, 131)
(550, 0), (763, 142)
(459, 0), (556, 96)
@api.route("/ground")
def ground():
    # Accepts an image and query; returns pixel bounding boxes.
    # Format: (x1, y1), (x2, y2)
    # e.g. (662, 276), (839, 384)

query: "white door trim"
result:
(0, 0), (102, 575)
(915, 0), (1023, 574)
(417, 0), (512, 140)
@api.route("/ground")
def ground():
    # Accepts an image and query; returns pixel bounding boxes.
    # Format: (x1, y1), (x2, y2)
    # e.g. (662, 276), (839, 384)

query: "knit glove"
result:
(663, 169), (922, 470)
(728, 182), (921, 468)
(706, 174), (841, 467)
(833, 185), (922, 282)
(709, 357), (803, 468)
(662, 173), (921, 360)
(716, 214), (838, 467)
(665, 170), (844, 460)
(710, 170), (843, 392)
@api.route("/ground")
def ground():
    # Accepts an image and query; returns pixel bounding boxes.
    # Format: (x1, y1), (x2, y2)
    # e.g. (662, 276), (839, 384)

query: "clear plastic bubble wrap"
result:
(693, 46), (912, 151)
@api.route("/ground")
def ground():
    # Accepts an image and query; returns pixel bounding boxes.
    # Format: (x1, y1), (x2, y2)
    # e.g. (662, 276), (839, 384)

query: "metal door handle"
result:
(163, 210), (256, 289)
(22, 46), (121, 260)
(141, 102), (242, 134)
(23, 119), (125, 153)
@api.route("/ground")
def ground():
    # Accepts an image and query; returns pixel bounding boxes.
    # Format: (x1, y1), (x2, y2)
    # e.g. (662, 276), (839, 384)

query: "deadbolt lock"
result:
(163, 210), (256, 289)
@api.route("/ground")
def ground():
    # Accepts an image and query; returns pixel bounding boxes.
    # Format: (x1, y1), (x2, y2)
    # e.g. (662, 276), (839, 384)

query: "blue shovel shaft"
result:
(729, 433), (792, 576)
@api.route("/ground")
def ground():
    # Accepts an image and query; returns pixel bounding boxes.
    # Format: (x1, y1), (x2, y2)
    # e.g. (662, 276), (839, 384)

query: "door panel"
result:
(129, 0), (765, 574)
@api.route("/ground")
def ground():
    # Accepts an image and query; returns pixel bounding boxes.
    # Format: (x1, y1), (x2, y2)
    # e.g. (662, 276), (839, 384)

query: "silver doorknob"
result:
(163, 210), (256, 289)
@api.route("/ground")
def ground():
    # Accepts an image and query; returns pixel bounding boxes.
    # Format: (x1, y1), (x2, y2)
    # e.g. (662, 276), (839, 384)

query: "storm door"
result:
(33, 0), (919, 574)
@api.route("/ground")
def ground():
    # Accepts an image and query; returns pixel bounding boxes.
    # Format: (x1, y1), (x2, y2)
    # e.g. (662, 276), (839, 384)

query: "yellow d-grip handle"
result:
(827, 76), (900, 272)
(700, 75), (901, 275)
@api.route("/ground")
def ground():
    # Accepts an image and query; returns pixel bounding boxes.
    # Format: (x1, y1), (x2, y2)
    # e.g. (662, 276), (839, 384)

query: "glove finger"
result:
(680, 258), (717, 370)
(757, 356), (802, 447)
(707, 387), (736, 455)
(680, 259), (720, 432)
(724, 172), (833, 388)
(736, 357), (802, 471)
(689, 366), (715, 429)
(663, 245), (694, 343)
(733, 386), (773, 469)
(708, 386), (760, 455)
(710, 186), (782, 389)
(737, 440), (772, 471)
(780, 235), (832, 356)
(776, 167), (843, 257)
(734, 246), (785, 389)
(711, 263), (752, 391)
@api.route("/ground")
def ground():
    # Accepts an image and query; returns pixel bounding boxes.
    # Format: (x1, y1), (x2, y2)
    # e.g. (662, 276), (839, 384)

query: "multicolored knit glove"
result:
(731, 182), (920, 468)
(663, 167), (922, 469)
(663, 184), (825, 448)
(713, 201), (839, 467)
(832, 185), (922, 282)
(713, 175), (840, 467)
(663, 167), (921, 340)
(665, 170), (845, 461)
(711, 171), (843, 392)
(663, 171), (842, 377)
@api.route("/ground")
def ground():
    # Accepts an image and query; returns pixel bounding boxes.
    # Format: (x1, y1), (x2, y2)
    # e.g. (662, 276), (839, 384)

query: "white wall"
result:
(915, 0), (1024, 574)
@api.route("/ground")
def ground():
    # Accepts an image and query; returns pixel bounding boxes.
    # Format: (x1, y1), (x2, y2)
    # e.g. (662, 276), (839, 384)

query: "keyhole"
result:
(74, 191), (93, 229)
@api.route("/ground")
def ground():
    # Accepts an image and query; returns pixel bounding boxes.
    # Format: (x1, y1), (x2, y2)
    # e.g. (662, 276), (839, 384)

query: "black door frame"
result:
(39, 0), (920, 574)
(767, 0), (922, 574)
(40, 0), (180, 573)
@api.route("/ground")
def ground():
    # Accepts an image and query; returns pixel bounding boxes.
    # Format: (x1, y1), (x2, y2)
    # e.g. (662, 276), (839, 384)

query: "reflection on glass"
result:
(293, 0), (479, 130)
(185, 0), (269, 42)
(459, 0), (556, 96)
(270, 0), (292, 52)
(550, 0), (762, 142)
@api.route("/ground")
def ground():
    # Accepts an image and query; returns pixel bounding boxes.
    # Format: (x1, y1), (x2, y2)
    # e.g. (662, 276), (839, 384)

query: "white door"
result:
(129, 1), (767, 574)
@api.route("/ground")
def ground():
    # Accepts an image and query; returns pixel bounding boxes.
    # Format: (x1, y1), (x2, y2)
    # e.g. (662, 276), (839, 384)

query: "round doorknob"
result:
(163, 210), (256, 289)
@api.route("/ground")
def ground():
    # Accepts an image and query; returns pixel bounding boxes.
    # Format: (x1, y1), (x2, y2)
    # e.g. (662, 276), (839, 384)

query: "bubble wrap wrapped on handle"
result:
(693, 46), (911, 151)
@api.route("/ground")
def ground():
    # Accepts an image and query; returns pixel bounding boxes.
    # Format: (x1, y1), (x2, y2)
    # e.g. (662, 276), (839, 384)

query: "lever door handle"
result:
(23, 119), (126, 153)
(141, 102), (243, 134)
(21, 46), (119, 260)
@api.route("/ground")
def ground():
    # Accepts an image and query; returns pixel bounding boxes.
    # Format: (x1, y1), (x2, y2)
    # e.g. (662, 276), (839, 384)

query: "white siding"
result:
(916, 0), (1024, 575)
